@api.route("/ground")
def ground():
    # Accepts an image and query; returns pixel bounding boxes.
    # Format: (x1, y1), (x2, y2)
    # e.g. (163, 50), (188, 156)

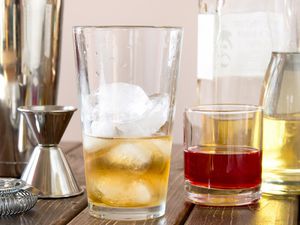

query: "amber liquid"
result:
(83, 135), (172, 208)
(195, 115), (261, 150)
(263, 115), (300, 193)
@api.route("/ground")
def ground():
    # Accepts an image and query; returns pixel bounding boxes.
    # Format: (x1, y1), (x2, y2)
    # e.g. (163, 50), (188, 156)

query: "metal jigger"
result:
(18, 105), (83, 198)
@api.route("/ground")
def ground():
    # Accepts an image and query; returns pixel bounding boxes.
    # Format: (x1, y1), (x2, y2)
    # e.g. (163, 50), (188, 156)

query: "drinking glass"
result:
(184, 105), (263, 206)
(73, 26), (183, 220)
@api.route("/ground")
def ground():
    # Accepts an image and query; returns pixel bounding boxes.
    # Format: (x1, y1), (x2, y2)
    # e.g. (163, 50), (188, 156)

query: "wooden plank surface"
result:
(61, 142), (82, 154)
(1, 143), (298, 225)
(68, 144), (299, 225)
(0, 142), (87, 225)
(68, 145), (194, 225)
(185, 195), (299, 225)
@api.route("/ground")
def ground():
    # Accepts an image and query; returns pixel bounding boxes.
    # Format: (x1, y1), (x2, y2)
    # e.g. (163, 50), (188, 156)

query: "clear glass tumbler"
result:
(73, 26), (183, 220)
(184, 105), (263, 206)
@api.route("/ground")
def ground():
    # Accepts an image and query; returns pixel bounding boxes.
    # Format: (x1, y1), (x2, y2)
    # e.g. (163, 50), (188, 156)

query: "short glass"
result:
(184, 105), (263, 206)
(73, 26), (183, 220)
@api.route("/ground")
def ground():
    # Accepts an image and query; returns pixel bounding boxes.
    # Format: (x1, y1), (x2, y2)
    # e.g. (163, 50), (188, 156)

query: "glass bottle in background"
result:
(197, 0), (272, 105)
(196, 0), (218, 104)
(261, 0), (300, 195)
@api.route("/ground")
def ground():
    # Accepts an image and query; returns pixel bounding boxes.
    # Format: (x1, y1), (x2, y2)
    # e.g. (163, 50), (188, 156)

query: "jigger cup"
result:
(18, 105), (83, 198)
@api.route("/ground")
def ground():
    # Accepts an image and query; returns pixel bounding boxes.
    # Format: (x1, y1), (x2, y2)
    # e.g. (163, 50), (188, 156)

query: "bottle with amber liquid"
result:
(260, 0), (300, 195)
(261, 53), (300, 195)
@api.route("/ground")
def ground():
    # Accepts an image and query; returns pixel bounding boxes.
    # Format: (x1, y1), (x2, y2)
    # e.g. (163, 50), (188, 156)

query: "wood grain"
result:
(61, 142), (82, 154)
(185, 195), (299, 225)
(64, 143), (86, 186)
(68, 145), (194, 225)
(0, 143), (87, 225)
(1, 142), (298, 225)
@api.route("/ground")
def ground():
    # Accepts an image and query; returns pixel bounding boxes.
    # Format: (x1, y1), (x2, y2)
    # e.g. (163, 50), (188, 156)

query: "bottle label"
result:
(215, 12), (272, 77)
(197, 14), (216, 80)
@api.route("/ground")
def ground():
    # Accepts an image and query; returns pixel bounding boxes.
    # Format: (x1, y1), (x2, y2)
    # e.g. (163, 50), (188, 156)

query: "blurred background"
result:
(58, 0), (198, 144)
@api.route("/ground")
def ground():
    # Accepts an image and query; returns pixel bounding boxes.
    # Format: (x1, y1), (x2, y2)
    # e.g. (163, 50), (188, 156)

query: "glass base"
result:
(88, 203), (165, 221)
(262, 181), (300, 195)
(262, 172), (300, 195)
(185, 180), (261, 206)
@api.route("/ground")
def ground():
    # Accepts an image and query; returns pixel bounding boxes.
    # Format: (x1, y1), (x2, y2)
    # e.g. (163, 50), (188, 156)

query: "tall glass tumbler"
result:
(73, 26), (183, 220)
(184, 105), (263, 206)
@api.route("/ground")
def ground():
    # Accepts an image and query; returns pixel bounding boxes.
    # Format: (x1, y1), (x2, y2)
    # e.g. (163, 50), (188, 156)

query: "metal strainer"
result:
(0, 178), (38, 216)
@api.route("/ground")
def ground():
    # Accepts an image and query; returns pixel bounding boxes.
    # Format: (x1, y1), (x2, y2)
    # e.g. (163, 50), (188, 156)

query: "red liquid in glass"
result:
(184, 146), (262, 189)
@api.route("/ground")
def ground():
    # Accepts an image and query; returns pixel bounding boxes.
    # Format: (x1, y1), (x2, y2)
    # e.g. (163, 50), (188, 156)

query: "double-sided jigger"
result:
(18, 105), (83, 198)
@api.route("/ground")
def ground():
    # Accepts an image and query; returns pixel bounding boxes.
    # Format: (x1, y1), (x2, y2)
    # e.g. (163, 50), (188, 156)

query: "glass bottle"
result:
(196, 0), (218, 104)
(261, 0), (300, 195)
(197, 0), (272, 105)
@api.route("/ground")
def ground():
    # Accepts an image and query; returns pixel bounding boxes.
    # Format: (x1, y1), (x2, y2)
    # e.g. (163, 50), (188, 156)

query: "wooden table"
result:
(1, 143), (298, 225)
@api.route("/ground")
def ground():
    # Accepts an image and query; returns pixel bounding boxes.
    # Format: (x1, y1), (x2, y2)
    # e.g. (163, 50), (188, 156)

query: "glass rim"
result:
(18, 105), (77, 113)
(73, 25), (183, 32)
(185, 104), (262, 114)
(272, 51), (300, 55)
